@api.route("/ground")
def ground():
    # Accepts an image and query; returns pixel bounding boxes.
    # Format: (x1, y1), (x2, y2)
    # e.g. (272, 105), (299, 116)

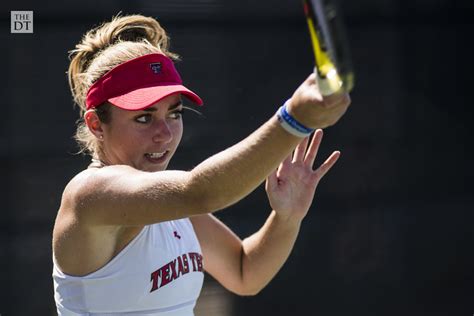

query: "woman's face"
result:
(100, 94), (184, 172)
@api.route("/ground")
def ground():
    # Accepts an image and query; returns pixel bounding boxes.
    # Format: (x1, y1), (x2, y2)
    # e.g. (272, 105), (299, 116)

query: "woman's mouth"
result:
(144, 151), (169, 164)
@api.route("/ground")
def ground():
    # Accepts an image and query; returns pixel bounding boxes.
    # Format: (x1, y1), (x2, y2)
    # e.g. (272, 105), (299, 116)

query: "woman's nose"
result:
(152, 120), (173, 144)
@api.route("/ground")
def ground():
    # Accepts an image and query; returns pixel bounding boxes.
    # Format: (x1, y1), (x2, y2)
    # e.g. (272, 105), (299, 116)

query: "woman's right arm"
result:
(70, 73), (351, 226)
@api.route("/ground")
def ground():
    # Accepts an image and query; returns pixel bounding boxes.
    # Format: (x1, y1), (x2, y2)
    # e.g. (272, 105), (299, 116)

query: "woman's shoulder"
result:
(59, 164), (145, 220)
(62, 165), (135, 202)
(62, 168), (98, 202)
(58, 169), (96, 219)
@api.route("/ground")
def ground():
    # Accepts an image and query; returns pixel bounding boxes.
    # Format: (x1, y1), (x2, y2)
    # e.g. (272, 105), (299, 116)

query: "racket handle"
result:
(314, 66), (343, 96)
(305, 0), (354, 96)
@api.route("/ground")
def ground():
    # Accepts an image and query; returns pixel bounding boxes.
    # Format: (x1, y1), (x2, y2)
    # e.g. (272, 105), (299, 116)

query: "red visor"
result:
(86, 53), (203, 110)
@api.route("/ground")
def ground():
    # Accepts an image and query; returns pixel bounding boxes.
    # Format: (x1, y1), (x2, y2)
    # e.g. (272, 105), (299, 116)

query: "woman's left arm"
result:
(191, 129), (340, 295)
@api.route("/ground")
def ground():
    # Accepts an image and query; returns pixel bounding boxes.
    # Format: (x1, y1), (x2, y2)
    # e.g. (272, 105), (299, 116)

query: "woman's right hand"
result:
(286, 73), (351, 129)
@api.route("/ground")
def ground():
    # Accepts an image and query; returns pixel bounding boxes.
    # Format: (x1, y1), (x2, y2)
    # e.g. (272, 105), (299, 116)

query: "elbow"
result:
(230, 280), (266, 297)
(241, 286), (263, 296)
(232, 285), (264, 297)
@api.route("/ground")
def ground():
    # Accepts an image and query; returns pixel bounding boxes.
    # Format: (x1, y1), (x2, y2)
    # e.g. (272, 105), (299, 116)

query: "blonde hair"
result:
(67, 14), (179, 157)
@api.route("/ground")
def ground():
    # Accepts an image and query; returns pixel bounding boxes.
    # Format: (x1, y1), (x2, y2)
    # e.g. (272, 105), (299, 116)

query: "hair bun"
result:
(70, 14), (169, 66)
(68, 14), (176, 113)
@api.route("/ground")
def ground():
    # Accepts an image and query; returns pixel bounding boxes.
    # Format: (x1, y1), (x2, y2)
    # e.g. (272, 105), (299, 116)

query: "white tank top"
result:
(53, 218), (204, 315)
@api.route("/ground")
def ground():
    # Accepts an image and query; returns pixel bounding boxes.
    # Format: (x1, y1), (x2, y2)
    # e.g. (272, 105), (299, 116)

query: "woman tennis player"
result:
(52, 14), (351, 315)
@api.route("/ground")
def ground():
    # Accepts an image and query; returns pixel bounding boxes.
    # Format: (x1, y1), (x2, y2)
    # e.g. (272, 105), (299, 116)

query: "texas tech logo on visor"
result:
(150, 62), (162, 74)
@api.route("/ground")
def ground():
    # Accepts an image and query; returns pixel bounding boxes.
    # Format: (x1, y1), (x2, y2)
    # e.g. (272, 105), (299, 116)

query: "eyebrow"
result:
(143, 101), (183, 112)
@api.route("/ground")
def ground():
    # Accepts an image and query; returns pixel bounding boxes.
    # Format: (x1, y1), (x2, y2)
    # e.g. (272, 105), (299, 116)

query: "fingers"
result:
(302, 73), (323, 100)
(314, 151), (341, 180)
(305, 72), (350, 108)
(289, 72), (352, 129)
(292, 137), (309, 163)
(319, 95), (351, 128)
(304, 129), (323, 167)
(305, 72), (317, 85)
(323, 92), (350, 108)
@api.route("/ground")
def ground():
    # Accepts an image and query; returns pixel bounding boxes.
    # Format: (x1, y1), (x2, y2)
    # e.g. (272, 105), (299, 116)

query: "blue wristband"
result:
(276, 101), (315, 137)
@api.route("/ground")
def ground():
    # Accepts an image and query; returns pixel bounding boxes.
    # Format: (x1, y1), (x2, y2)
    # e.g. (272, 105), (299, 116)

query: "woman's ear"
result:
(84, 110), (104, 140)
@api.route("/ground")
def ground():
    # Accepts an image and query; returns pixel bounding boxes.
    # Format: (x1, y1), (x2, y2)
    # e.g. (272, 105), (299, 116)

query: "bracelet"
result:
(276, 100), (315, 138)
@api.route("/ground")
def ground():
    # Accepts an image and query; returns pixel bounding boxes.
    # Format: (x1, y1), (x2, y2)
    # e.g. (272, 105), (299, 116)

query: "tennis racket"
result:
(303, 0), (354, 96)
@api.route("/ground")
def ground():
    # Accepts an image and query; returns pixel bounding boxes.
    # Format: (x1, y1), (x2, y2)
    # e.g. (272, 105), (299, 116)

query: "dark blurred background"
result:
(1, 0), (473, 315)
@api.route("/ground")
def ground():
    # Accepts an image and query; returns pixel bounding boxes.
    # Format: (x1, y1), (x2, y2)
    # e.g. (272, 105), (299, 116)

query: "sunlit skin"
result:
(55, 73), (349, 297)
(86, 94), (184, 172)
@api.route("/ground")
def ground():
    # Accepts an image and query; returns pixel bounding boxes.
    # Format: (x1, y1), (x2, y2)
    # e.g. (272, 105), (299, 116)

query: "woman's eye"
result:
(169, 110), (183, 120)
(135, 114), (151, 123)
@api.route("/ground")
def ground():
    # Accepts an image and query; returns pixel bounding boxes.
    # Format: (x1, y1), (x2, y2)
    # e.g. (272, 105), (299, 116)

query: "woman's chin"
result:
(141, 162), (169, 173)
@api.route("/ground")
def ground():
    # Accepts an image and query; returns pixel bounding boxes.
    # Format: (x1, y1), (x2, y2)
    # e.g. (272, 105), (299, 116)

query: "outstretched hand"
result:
(265, 129), (339, 223)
